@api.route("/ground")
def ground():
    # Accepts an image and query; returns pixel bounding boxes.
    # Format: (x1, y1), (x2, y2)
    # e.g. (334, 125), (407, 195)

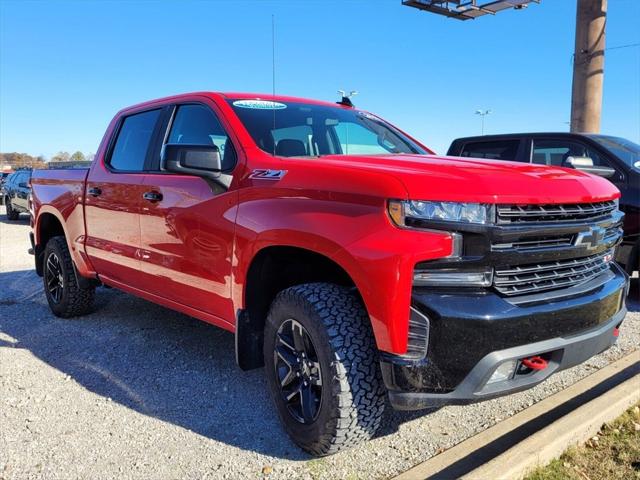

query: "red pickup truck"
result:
(30, 92), (629, 456)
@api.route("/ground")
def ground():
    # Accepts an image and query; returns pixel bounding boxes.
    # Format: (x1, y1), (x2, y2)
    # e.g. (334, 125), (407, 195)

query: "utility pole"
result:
(570, 0), (607, 133)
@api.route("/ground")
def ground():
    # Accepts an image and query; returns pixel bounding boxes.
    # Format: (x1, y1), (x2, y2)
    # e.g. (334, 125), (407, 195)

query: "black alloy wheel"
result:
(274, 318), (323, 424)
(45, 251), (64, 304)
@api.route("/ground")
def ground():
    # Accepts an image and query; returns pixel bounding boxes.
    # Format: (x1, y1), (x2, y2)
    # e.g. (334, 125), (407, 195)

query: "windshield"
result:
(589, 135), (640, 170)
(228, 99), (426, 157)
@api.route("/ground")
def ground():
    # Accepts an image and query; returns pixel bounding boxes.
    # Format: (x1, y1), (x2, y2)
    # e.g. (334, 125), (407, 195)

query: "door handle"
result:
(88, 187), (102, 197)
(142, 191), (163, 202)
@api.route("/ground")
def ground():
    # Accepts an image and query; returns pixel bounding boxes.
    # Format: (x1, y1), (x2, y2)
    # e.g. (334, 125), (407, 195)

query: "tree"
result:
(70, 151), (85, 162)
(50, 151), (71, 163)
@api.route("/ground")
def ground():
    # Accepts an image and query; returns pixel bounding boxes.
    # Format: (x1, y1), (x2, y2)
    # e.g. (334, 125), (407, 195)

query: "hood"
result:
(315, 154), (620, 204)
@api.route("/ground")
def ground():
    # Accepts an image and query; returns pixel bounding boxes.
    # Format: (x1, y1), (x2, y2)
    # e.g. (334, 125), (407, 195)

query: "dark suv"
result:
(3, 169), (32, 220)
(448, 133), (639, 274)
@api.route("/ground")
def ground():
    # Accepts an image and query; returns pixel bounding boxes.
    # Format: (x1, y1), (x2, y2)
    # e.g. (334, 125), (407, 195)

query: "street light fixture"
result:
(475, 109), (492, 135)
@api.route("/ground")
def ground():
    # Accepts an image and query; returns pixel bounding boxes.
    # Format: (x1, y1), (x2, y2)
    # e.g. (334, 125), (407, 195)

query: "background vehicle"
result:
(0, 172), (10, 204)
(448, 133), (640, 274)
(4, 168), (32, 220)
(30, 93), (629, 455)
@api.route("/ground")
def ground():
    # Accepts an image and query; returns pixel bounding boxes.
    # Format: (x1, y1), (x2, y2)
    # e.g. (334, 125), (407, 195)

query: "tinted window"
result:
(459, 140), (519, 160)
(589, 135), (640, 170)
(532, 140), (584, 166)
(531, 139), (613, 168)
(532, 138), (622, 181)
(109, 109), (161, 171)
(168, 104), (236, 171)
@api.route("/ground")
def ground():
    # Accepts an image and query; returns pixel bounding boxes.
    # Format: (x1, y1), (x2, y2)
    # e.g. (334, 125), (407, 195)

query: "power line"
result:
(604, 43), (640, 51)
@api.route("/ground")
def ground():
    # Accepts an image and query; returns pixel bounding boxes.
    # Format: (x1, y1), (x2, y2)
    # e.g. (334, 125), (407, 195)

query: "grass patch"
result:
(525, 402), (640, 480)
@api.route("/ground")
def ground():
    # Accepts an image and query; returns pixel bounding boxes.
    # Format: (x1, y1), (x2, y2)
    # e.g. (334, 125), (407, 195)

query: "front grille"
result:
(493, 250), (612, 296)
(492, 235), (574, 251)
(497, 201), (617, 224)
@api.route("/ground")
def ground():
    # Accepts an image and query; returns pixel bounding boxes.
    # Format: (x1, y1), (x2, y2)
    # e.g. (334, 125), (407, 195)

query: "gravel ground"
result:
(1, 205), (638, 480)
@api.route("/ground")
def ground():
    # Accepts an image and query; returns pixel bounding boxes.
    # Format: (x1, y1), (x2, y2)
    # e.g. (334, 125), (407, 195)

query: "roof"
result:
(451, 132), (604, 143)
(120, 91), (349, 114)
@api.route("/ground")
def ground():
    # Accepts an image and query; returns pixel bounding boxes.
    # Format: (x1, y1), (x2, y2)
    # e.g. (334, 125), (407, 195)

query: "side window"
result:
(532, 139), (587, 166)
(109, 109), (161, 171)
(532, 139), (622, 181)
(459, 140), (520, 160)
(167, 104), (236, 171)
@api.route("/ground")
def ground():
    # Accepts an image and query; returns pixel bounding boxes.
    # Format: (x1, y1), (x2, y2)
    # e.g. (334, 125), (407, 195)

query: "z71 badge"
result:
(249, 169), (287, 180)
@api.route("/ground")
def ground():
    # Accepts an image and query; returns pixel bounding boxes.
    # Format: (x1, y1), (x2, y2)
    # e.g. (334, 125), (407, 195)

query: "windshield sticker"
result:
(233, 100), (287, 110)
(357, 111), (378, 120)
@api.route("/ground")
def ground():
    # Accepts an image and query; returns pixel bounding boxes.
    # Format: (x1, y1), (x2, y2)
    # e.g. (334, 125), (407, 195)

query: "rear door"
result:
(137, 102), (239, 324)
(84, 108), (162, 285)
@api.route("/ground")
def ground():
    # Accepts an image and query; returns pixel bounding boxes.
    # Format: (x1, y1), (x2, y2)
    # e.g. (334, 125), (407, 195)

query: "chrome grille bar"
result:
(497, 201), (617, 224)
(494, 250), (612, 296)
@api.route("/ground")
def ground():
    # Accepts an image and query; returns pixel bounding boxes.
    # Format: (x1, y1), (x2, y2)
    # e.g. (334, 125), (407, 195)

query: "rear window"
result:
(459, 140), (520, 160)
(109, 109), (161, 171)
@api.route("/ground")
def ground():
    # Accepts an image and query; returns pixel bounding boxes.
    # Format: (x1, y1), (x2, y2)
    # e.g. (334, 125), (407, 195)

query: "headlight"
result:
(389, 200), (495, 226)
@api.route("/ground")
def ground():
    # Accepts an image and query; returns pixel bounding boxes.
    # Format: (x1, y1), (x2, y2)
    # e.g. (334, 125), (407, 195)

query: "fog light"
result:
(487, 360), (517, 384)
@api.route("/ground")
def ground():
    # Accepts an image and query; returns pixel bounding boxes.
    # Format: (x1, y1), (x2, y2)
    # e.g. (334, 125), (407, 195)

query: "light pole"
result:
(475, 109), (492, 135)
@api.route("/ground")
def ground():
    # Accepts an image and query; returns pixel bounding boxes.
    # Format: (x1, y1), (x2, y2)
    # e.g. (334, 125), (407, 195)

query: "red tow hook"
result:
(521, 356), (548, 371)
(613, 327), (620, 337)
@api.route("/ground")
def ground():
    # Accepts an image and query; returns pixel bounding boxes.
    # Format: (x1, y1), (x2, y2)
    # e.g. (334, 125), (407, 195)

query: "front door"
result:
(137, 103), (238, 324)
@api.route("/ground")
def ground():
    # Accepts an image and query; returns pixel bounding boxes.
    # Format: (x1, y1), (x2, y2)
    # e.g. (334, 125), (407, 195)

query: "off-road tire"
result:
(6, 199), (19, 220)
(43, 236), (95, 318)
(264, 283), (386, 456)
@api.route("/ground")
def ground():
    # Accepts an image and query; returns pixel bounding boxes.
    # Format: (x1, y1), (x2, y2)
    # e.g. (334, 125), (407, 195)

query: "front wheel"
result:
(5, 199), (19, 220)
(43, 236), (95, 318)
(264, 283), (386, 456)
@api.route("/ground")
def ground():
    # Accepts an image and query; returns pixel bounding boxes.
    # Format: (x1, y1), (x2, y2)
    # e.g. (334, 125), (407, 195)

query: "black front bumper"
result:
(380, 264), (629, 410)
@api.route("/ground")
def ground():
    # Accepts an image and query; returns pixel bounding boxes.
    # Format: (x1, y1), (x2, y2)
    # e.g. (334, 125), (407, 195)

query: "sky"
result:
(0, 0), (639, 158)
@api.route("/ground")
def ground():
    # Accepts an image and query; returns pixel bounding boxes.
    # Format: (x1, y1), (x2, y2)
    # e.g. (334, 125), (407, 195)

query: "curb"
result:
(392, 350), (639, 480)
(463, 372), (640, 480)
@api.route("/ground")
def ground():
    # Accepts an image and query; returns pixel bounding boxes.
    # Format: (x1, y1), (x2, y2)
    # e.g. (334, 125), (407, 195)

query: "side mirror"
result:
(18, 182), (28, 188)
(565, 156), (616, 179)
(565, 156), (593, 168)
(162, 144), (222, 178)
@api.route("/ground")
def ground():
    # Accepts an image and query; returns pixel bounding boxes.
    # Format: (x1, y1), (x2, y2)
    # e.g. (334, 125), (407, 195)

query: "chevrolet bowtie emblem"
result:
(574, 226), (606, 250)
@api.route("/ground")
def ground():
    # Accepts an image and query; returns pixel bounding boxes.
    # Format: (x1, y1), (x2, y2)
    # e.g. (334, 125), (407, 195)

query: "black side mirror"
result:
(18, 182), (29, 188)
(162, 144), (222, 178)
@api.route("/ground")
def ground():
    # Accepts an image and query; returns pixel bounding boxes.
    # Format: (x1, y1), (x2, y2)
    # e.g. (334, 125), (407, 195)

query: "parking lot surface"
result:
(1, 205), (638, 480)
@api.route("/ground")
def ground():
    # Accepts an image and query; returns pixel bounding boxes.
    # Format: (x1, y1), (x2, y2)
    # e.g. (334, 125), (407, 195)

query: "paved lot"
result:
(1, 205), (638, 480)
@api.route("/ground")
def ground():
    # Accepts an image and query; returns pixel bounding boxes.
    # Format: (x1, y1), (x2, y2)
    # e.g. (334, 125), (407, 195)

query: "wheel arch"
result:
(235, 245), (365, 370)
(34, 211), (66, 276)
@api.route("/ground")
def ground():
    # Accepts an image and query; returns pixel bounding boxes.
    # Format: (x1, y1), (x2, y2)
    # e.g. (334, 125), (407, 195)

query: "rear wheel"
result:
(264, 283), (386, 456)
(6, 199), (19, 220)
(43, 236), (95, 318)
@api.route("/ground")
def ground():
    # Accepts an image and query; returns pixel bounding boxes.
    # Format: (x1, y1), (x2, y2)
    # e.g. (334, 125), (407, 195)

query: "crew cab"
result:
(448, 133), (640, 274)
(30, 93), (630, 455)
